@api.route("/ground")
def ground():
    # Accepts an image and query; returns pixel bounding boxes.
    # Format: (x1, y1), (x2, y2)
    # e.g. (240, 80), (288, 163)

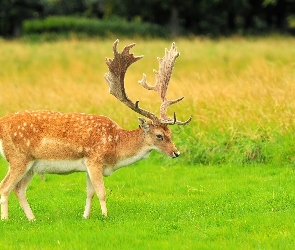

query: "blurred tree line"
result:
(0, 0), (294, 37)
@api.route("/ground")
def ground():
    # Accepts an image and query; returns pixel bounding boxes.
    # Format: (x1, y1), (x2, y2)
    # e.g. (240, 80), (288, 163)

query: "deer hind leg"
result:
(0, 160), (33, 220)
(13, 170), (35, 221)
(0, 168), (22, 220)
(83, 173), (95, 219)
(86, 160), (107, 217)
(0, 172), (11, 220)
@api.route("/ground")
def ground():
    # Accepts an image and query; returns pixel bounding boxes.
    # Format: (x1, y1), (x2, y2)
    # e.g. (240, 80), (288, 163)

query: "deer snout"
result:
(172, 151), (180, 158)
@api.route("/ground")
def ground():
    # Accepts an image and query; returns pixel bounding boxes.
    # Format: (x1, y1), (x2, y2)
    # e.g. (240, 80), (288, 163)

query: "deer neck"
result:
(117, 128), (151, 161)
(104, 128), (152, 174)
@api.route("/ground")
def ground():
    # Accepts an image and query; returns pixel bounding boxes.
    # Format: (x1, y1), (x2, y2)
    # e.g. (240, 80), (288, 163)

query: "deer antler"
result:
(139, 42), (192, 125)
(104, 39), (192, 125)
(104, 39), (159, 122)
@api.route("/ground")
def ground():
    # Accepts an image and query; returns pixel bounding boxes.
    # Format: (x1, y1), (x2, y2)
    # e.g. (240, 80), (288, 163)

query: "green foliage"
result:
(2, 0), (295, 38)
(163, 125), (292, 168)
(171, 125), (295, 166)
(23, 16), (169, 40)
(94, 0), (295, 36)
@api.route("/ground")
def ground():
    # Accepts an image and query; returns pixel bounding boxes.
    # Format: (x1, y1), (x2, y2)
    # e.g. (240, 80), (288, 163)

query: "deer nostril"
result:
(173, 151), (180, 158)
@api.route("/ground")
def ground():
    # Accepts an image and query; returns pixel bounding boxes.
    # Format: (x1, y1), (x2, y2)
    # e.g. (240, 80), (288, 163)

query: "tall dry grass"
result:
(0, 37), (295, 164)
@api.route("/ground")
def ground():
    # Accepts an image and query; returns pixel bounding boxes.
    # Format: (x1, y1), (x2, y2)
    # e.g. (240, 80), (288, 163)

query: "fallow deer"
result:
(0, 40), (191, 221)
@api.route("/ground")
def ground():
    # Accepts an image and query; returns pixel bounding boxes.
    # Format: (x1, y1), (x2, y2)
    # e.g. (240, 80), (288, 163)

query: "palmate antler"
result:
(104, 39), (192, 125)
(139, 42), (192, 125)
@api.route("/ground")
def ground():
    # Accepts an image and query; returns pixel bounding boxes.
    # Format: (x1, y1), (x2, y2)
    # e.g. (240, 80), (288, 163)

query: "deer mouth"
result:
(172, 151), (180, 158)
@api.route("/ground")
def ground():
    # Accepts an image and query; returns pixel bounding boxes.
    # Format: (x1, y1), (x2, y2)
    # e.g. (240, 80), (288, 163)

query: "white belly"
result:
(32, 159), (87, 175)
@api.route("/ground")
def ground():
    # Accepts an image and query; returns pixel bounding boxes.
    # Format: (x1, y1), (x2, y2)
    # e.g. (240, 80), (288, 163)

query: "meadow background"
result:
(0, 36), (295, 249)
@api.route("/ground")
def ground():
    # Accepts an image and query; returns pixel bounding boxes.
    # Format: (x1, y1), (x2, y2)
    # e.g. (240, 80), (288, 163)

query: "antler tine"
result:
(139, 42), (192, 125)
(104, 39), (160, 122)
(160, 98), (192, 125)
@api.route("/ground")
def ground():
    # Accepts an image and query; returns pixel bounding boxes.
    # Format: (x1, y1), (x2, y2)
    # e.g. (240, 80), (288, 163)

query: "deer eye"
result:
(156, 134), (163, 140)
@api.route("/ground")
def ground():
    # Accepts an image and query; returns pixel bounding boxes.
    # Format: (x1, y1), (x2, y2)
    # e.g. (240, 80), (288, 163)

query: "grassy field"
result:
(0, 36), (295, 249)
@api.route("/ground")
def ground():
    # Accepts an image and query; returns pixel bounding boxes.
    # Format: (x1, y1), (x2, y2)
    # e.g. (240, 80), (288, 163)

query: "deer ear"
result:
(138, 117), (149, 132)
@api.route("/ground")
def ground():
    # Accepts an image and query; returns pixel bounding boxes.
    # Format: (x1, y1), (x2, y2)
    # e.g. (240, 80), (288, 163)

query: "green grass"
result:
(0, 159), (295, 249)
(1, 36), (295, 249)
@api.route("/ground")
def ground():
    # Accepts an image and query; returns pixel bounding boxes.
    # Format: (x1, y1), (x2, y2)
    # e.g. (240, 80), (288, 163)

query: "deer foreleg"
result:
(83, 173), (95, 219)
(86, 160), (107, 217)
(96, 182), (107, 217)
